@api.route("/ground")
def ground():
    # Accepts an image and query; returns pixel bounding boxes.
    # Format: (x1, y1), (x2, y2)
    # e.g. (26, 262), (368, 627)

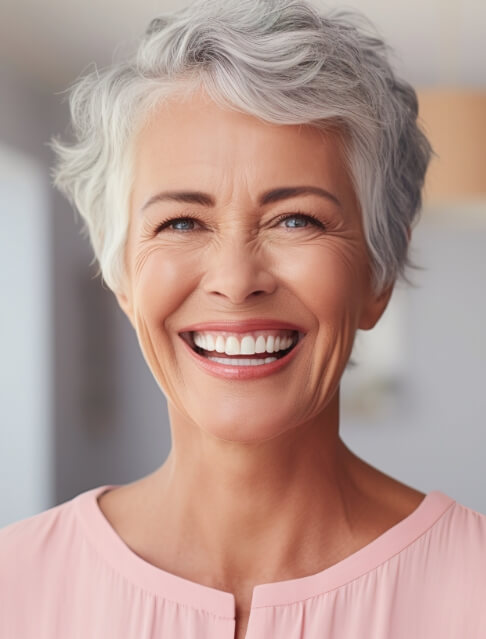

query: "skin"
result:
(100, 87), (425, 638)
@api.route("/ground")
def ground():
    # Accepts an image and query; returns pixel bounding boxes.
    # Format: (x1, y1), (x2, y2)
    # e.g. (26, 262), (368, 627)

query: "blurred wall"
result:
(341, 205), (486, 512)
(0, 140), (51, 526)
(0, 65), (172, 522)
(0, 68), (55, 526)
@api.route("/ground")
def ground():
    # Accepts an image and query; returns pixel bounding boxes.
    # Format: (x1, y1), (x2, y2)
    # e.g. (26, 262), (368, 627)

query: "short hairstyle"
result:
(50, 0), (433, 296)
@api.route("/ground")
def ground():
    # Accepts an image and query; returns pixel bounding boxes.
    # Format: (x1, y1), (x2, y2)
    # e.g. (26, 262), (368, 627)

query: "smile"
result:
(178, 331), (305, 380)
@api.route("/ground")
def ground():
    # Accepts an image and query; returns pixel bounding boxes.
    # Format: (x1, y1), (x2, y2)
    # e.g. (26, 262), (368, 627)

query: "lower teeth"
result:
(206, 356), (278, 366)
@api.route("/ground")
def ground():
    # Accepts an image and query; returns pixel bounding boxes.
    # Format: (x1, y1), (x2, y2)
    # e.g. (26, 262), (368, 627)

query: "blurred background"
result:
(0, 0), (485, 526)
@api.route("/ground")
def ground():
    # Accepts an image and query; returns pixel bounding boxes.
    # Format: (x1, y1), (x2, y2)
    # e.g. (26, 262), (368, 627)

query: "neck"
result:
(131, 392), (386, 590)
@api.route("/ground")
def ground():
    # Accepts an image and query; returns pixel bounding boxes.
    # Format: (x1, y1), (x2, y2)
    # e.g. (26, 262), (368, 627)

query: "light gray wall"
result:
(0, 67), (55, 524)
(342, 207), (486, 513)
(0, 141), (52, 527)
(0, 64), (172, 521)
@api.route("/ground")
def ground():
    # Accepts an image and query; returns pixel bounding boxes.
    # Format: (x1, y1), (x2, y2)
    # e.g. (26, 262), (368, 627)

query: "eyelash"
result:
(154, 211), (326, 234)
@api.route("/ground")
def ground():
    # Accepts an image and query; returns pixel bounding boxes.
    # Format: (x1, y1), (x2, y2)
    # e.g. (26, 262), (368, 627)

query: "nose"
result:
(201, 238), (277, 305)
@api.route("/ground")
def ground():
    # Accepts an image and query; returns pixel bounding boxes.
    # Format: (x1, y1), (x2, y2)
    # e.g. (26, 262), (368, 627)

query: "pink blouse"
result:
(1, 484), (485, 638)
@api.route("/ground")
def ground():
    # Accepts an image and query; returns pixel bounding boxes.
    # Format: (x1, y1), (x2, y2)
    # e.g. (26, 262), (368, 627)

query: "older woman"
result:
(1, 0), (485, 637)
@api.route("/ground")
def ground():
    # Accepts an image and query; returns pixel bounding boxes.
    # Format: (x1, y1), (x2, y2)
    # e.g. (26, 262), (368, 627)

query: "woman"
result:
(1, 0), (485, 637)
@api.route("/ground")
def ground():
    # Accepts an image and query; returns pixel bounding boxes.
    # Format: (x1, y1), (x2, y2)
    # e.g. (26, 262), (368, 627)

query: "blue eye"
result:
(155, 217), (199, 233)
(275, 212), (326, 229)
(169, 218), (195, 231)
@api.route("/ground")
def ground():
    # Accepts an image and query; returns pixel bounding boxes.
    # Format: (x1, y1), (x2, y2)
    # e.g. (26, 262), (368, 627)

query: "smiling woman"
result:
(1, 0), (485, 638)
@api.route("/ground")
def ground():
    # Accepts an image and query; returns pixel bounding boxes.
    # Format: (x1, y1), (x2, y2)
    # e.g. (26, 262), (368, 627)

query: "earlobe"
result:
(114, 290), (134, 325)
(359, 227), (409, 331)
(358, 282), (395, 331)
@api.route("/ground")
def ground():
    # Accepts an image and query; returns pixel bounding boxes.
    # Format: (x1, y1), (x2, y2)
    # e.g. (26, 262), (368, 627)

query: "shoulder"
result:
(0, 501), (72, 574)
(0, 491), (85, 588)
(438, 497), (486, 557)
(416, 495), (486, 600)
(411, 496), (486, 632)
(0, 490), (103, 635)
(0, 493), (75, 543)
(449, 502), (486, 564)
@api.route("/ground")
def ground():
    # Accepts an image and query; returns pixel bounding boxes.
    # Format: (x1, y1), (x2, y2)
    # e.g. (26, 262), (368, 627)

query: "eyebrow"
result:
(141, 185), (340, 211)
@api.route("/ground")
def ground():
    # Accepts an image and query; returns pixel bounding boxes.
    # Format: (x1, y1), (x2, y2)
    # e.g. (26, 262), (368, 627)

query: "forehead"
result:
(132, 89), (351, 191)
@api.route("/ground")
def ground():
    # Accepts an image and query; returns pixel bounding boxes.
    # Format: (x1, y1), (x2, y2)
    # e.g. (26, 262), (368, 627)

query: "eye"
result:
(155, 216), (202, 233)
(274, 212), (326, 230)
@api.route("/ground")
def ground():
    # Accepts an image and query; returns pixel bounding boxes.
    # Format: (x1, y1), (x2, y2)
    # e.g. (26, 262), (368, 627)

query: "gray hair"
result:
(50, 0), (433, 296)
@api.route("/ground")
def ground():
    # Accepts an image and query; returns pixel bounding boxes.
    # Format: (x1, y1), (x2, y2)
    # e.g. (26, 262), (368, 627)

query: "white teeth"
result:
(266, 335), (275, 353)
(224, 336), (240, 356)
(254, 335), (266, 353)
(242, 335), (258, 354)
(207, 356), (278, 366)
(193, 332), (296, 356)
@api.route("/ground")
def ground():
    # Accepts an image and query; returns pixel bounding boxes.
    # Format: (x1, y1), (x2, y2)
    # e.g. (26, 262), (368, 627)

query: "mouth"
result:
(179, 330), (303, 361)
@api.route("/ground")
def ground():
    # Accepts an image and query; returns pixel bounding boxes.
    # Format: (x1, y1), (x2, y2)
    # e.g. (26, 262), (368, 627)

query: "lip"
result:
(178, 319), (307, 334)
(179, 331), (305, 380)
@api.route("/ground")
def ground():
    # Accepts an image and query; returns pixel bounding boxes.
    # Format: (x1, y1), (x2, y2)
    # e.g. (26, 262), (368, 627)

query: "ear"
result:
(358, 281), (395, 330)
(114, 288), (135, 328)
(359, 226), (410, 330)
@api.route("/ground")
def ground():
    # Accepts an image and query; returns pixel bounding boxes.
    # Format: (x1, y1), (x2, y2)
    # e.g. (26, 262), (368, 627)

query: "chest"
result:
(234, 615), (249, 639)
(233, 590), (252, 639)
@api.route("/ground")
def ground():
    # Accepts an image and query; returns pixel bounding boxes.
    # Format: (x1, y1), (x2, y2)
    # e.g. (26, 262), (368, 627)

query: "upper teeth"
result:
(192, 331), (297, 355)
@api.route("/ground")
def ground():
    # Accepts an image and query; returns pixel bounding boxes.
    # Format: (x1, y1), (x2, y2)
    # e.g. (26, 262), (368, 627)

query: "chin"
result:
(197, 409), (298, 445)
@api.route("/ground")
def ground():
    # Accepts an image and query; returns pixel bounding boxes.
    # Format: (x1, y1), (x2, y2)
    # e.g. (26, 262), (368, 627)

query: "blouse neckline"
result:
(74, 484), (455, 618)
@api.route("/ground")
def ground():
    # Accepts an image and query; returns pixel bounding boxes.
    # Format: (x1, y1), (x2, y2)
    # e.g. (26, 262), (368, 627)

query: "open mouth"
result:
(180, 330), (302, 360)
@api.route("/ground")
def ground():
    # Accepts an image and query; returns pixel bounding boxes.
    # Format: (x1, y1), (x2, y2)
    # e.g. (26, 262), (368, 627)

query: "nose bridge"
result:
(201, 227), (276, 303)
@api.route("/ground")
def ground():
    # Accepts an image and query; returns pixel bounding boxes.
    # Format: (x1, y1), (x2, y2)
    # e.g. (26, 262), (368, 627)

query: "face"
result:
(117, 87), (393, 443)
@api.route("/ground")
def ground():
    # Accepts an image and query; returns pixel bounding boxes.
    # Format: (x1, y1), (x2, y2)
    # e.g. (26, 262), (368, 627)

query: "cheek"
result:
(273, 241), (365, 319)
(134, 247), (201, 326)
